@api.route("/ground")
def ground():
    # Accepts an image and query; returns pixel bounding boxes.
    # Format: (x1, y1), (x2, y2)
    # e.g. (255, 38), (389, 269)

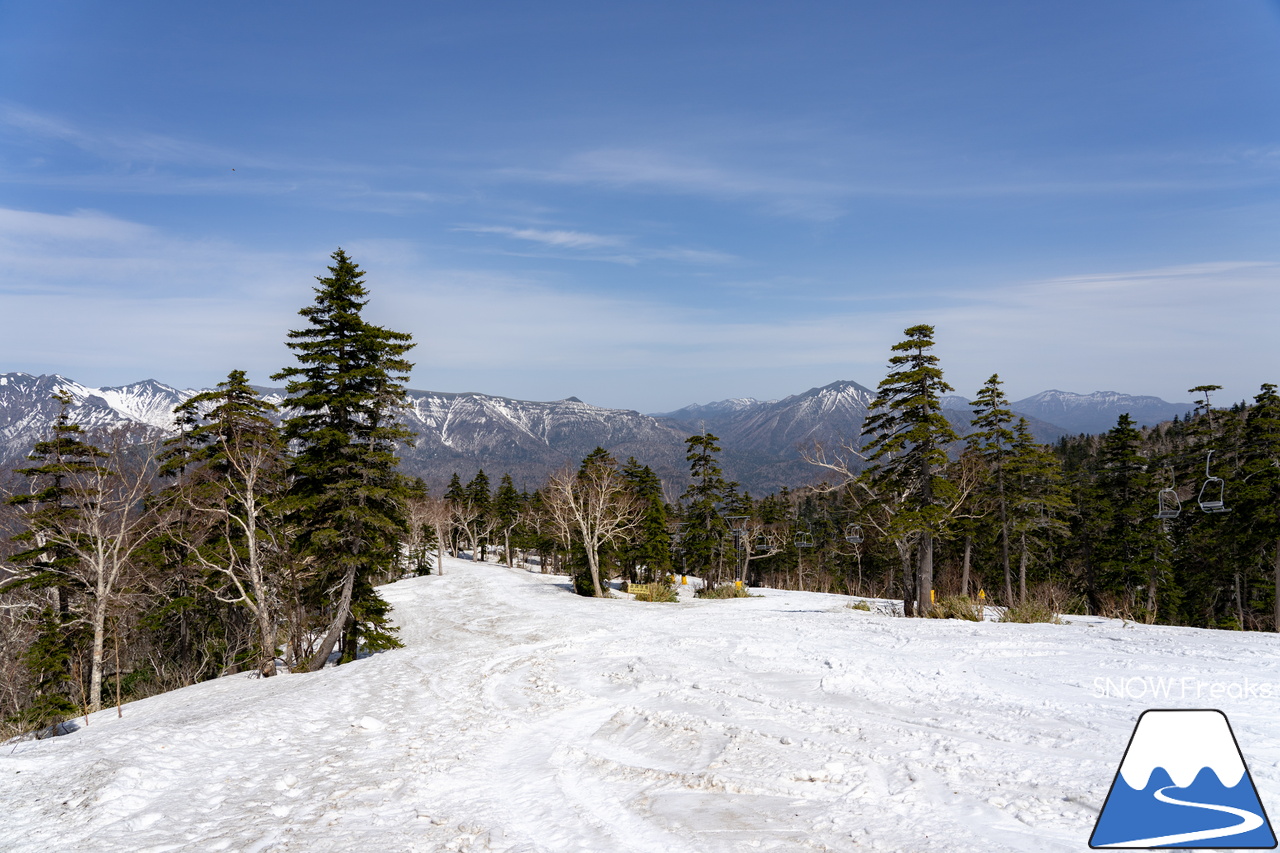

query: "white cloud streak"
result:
(1, 207), (1274, 411)
(456, 225), (626, 250)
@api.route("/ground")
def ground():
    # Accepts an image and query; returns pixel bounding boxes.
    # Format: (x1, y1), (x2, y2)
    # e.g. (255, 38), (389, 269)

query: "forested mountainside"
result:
(0, 372), (1188, 495)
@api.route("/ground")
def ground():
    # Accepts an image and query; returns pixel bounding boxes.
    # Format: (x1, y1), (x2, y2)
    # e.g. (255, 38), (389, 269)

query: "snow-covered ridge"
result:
(1011, 389), (1194, 434)
(0, 372), (1195, 493)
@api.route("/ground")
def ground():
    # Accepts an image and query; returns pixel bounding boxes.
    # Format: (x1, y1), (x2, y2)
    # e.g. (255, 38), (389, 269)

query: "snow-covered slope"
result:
(0, 373), (197, 460)
(402, 390), (690, 489)
(3, 557), (1277, 852)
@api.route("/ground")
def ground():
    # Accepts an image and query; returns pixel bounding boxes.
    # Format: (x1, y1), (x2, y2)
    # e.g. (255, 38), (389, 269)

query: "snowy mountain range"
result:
(0, 373), (1192, 494)
(1008, 389), (1192, 435)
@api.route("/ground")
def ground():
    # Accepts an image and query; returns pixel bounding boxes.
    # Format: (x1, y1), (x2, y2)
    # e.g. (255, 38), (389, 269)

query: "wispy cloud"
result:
(493, 141), (1280, 224)
(925, 262), (1280, 403)
(499, 148), (850, 221)
(0, 103), (449, 208)
(456, 225), (626, 250)
(2, 207), (1273, 412)
(456, 222), (739, 267)
(1, 102), (245, 168)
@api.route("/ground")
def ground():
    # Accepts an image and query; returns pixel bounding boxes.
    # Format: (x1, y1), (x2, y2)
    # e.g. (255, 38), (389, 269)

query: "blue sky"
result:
(2, 1), (1278, 412)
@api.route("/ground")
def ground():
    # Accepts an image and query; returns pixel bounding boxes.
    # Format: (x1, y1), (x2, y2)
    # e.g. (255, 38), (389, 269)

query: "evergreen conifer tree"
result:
(860, 324), (958, 615)
(465, 470), (493, 560)
(492, 474), (522, 566)
(272, 249), (416, 669)
(1005, 418), (1072, 602)
(6, 392), (106, 725)
(681, 433), (734, 584)
(1086, 414), (1157, 616)
(968, 374), (1016, 602)
(620, 458), (673, 584)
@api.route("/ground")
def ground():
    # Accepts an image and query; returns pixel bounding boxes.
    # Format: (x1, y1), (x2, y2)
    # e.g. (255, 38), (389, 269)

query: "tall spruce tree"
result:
(272, 249), (416, 670)
(681, 433), (734, 584)
(492, 474), (522, 567)
(465, 469), (493, 560)
(1086, 414), (1157, 617)
(968, 374), (1016, 603)
(1005, 418), (1072, 602)
(861, 324), (958, 615)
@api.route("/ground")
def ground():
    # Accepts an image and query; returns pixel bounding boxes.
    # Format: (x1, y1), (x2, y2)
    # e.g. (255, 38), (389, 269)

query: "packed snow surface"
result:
(3, 557), (1279, 852)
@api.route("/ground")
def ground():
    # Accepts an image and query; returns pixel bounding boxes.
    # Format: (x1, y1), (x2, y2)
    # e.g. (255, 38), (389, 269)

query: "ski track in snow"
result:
(2, 556), (1279, 852)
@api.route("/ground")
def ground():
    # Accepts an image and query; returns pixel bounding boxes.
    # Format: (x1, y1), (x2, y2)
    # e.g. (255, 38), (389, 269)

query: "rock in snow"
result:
(2, 556), (1277, 851)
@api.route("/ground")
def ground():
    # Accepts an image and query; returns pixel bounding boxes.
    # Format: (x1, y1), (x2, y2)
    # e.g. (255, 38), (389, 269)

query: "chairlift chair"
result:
(1154, 488), (1181, 520)
(844, 523), (863, 544)
(1198, 478), (1228, 513)
(795, 526), (814, 548)
(1197, 450), (1230, 514)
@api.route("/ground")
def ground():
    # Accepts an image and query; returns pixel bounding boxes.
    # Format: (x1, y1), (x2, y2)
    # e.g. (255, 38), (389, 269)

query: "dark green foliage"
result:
(1084, 414), (1159, 616)
(272, 249), (415, 668)
(968, 374), (1015, 602)
(5, 393), (106, 727)
(861, 324), (958, 615)
(465, 470), (493, 559)
(680, 433), (734, 582)
(620, 458), (672, 584)
(7, 392), (106, 595)
(493, 474), (522, 566)
(14, 608), (81, 732)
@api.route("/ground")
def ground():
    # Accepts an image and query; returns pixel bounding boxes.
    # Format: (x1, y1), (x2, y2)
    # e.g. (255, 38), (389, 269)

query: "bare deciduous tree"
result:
(173, 426), (288, 677)
(26, 434), (168, 712)
(544, 452), (643, 597)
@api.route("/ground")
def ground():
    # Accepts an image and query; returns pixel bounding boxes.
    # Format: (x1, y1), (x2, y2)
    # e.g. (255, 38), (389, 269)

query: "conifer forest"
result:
(2, 253), (1278, 739)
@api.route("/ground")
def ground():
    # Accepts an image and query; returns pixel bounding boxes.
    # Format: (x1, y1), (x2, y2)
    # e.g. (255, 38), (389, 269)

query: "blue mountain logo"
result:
(1091, 709), (1276, 849)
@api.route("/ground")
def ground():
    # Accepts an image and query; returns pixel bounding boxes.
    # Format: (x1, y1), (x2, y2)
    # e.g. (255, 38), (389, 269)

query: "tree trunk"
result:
(1018, 532), (1028, 604)
(999, 484), (1012, 605)
(1274, 539), (1279, 633)
(434, 522), (447, 575)
(961, 535), (972, 598)
(307, 566), (357, 672)
(1237, 572), (1245, 629)
(586, 540), (604, 597)
(89, 598), (107, 713)
(340, 612), (359, 664)
(1146, 553), (1158, 622)
(917, 534), (933, 616)
(901, 542), (916, 617)
(258, 608), (277, 677)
